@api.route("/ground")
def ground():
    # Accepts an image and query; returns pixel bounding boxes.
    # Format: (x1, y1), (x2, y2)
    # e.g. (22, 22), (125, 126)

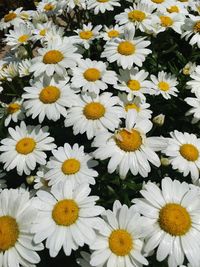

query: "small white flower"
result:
(87, 0), (120, 14)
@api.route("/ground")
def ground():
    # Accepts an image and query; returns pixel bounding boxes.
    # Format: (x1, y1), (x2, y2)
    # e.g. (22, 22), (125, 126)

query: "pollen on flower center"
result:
(0, 216), (19, 252)
(43, 50), (64, 64)
(127, 79), (141, 91)
(44, 3), (54, 11)
(125, 103), (140, 112)
(193, 21), (200, 32)
(62, 158), (81, 175)
(18, 34), (29, 43)
(158, 81), (169, 91)
(39, 86), (61, 104)
(167, 6), (179, 13)
(79, 31), (93, 40)
(118, 41), (135, 56)
(108, 30), (119, 38)
(159, 203), (191, 236)
(83, 102), (105, 120)
(128, 10), (146, 22)
(16, 137), (36, 155)
(52, 199), (79, 226)
(116, 129), (142, 152)
(4, 12), (17, 22)
(83, 68), (101, 81)
(7, 103), (21, 114)
(40, 29), (46, 36)
(97, 0), (109, 2)
(179, 144), (199, 161)
(160, 16), (173, 27)
(109, 229), (133, 256)
(151, 0), (164, 3)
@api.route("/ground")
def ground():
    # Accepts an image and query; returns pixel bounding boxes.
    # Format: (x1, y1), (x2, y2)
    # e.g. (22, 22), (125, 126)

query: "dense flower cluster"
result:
(1, 0), (200, 266)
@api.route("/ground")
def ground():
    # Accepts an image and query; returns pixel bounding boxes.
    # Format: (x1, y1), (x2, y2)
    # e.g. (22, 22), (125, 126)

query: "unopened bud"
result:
(161, 157), (170, 166)
(26, 175), (35, 185)
(153, 114), (165, 127)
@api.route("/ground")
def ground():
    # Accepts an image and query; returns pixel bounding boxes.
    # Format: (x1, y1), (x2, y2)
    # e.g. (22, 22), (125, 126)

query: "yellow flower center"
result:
(79, 31), (94, 40)
(61, 159), (81, 175)
(0, 216), (19, 252)
(109, 229), (133, 256)
(183, 67), (190, 75)
(118, 41), (135, 56)
(39, 86), (61, 104)
(83, 68), (101, 81)
(125, 103), (140, 112)
(52, 199), (79, 226)
(151, 0), (164, 3)
(83, 102), (105, 120)
(116, 129), (142, 152)
(193, 21), (200, 32)
(7, 103), (21, 114)
(44, 3), (54, 11)
(108, 30), (119, 38)
(40, 29), (46, 36)
(128, 10), (146, 22)
(158, 81), (169, 91)
(179, 144), (199, 161)
(18, 34), (29, 43)
(178, 0), (188, 2)
(127, 79), (141, 91)
(43, 50), (64, 64)
(97, 0), (109, 2)
(4, 12), (17, 22)
(167, 6), (179, 13)
(16, 138), (36, 155)
(160, 16), (173, 27)
(159, 203), (191, 236)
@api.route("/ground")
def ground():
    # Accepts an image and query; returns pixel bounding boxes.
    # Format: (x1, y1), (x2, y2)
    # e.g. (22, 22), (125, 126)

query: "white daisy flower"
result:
(60, 0), (87, 10)
(5, 23), (32, 50)
(92, 111), (166, 178)
(115, 3), (156, 33)
(32, 21), (63, 42)
(140, 0), (174, 12)
(37, 0), (61, 16)
(151, 12), (184, 35)
(29, 37), (81, 77)
(100, 25), (123, 41)
(1, 61), (19, 81)
(165, 2), (189, 15)
(34, 166), (50, 191)
(0, 188), (44, 267)
(90, 200), (148, 267)
(70, 23), (102, 50)
(71, 58), (117, 95)
(182, 15), (200, 49)
(0, 170), (6, 192)
(133, 177), (200, 267)
(4, 98), (25, 127)
(22, 75), (75, 123)
(150, 71), (179, 99)
(45, 143), (98, 187)
(101, 26), (151, 69)
(18, 58), (32, 77)
(0, 8), (24, 30)
(185, 92), (200, 124)
(87, 0), (120, 14)
(163, 130), (200, 182)
(119, 93), (152, 122)
(32, 181), (104, 257)
(186, 65), (200, 94)
(0, 121), (56, 175)
(64, 92), (123, 140)
(114, 67), (155, 101)
(182, 61), (196, 76)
